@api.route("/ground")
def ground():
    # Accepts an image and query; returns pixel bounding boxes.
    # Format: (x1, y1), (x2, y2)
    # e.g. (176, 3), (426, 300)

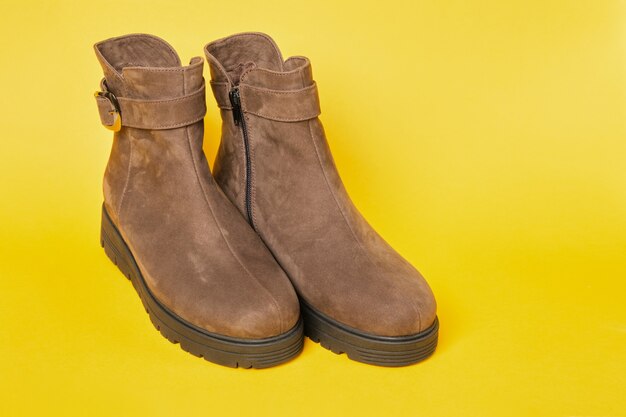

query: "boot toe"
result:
(228, 284), (300, 339)
(151, 267), (300, 340)
(201, 278), (299, 340)
(367, 273), (436, 336)
(322, 268), (437, 338)
(391, 289), (437, 336)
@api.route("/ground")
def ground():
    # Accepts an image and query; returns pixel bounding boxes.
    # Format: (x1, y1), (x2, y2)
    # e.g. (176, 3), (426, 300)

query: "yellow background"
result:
(1, 1), (625, 416)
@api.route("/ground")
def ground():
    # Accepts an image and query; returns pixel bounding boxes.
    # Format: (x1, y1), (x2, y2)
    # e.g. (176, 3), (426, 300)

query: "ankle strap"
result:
(210, 82), (321, 122)
(94, 79), (206, 131)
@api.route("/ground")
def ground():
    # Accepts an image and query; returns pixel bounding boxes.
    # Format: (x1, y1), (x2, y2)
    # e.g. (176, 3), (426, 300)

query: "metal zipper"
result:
(228, 87), (255, 229)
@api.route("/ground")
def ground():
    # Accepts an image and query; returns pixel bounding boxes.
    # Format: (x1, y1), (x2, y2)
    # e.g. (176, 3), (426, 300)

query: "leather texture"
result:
(95, 33), (300, 339)
(95, 78), (207, 129)
(211, 81), (321, 122)
(205, 32), (437, 337)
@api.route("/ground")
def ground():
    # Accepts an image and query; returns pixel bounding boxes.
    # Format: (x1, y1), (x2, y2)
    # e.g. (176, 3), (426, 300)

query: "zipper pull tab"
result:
(229, 87), (242, 126)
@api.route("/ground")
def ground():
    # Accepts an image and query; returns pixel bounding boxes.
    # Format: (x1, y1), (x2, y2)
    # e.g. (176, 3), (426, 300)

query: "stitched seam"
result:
(240, 84), (319, 121)
(240, 62), (311, 79)
(240, 83), (319, 121)
(125, 114), (205, 130)
(240, 65), (258, 84)
(122, 65), (200, 74)
(210, 83), (232, 109)
(117, 132), (132, 226)
(236, 124), (247, 213)
(123, 67), (189, 73)
(204, 52), (234, 85)
(184, 76), (283, 334)
(253, 71), (303, 77)
(186, 122), (284, 334)
(94, 49), (124, 85)
(244, 110), (319, 122)
(114, 87), (206, 129)
(306, 120), (421, 331)
(210, 82), (232, 109)
(224, 63), (245, 72)
(98, 108), (206, 129)
(99, 104), (206, 129)
(242, 83), (317, 95)
(119, 86), (205, 104)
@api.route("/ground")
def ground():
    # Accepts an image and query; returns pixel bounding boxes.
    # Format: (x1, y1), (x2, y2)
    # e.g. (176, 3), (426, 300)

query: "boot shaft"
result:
(94, 34), (207, 224)
(205, 33), (322, 227)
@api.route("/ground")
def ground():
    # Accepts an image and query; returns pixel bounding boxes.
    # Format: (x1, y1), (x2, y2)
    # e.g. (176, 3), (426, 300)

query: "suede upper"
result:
(205, 33), (437, 337)
(95, 34), (300, 339)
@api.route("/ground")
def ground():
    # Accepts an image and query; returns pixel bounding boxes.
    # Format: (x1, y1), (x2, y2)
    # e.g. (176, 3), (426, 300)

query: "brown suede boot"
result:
(205, 33), (438, 366)
(93, 34), (303, 368)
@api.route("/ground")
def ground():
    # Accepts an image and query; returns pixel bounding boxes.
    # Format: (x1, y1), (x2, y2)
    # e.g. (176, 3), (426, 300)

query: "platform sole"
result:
(301, 299), (438, 367)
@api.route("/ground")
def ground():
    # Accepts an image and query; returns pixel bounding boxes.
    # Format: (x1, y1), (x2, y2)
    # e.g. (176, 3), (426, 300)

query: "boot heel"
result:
(100, 204), (133, 281)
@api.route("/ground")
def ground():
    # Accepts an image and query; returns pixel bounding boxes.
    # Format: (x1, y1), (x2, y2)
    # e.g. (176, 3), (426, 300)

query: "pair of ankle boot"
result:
(95, 32), (438, 368)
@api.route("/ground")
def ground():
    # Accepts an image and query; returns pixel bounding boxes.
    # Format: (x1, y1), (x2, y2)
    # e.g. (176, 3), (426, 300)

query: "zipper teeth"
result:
(229, 87), (255, 229)
(240, 118), (255, 228)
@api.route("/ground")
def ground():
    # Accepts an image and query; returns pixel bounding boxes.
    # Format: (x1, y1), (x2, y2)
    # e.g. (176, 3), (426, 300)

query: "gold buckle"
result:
(94, 89), (122, 132)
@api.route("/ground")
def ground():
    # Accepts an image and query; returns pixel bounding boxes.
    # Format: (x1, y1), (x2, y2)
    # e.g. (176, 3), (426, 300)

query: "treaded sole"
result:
(301, 299), (438, 367)
(100, 204), (304, 369)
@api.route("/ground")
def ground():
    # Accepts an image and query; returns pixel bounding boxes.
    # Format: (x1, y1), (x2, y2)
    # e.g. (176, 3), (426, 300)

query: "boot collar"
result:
(205, 32), (314, 91)
(93, 34), (206, 130)
(94, 33), (204, 100)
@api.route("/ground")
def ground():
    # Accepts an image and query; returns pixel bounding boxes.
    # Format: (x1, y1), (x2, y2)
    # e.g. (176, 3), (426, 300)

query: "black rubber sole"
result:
(301, 299), (438, 367)
(100, 205), (304, 369)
